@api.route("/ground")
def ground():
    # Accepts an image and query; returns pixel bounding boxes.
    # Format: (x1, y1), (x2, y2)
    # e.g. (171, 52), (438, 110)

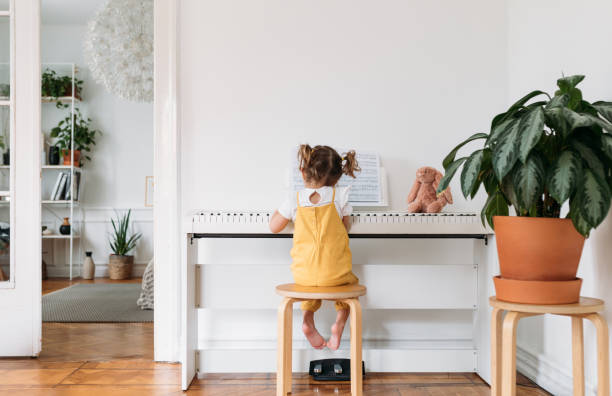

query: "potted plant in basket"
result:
(437, 75), (612, 305)
(108, 209), (142, 280)
(49, 107), (100, 167)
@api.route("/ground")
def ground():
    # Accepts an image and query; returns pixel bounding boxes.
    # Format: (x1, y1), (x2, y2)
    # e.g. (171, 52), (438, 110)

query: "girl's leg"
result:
(327, 302), (350, 350)
(301, 300), (326, 349)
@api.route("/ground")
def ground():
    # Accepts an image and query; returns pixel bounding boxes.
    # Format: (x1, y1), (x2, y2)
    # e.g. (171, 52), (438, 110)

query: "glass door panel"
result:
(0, 12), (11, 283)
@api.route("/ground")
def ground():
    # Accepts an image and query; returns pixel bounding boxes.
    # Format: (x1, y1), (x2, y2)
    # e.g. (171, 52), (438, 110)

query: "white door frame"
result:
(0, 0), (42, 356)
(153, 0), (182, 362)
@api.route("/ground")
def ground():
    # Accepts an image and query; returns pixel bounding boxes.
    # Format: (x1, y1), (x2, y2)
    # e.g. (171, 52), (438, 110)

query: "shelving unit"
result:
(41, 63), (82, 280)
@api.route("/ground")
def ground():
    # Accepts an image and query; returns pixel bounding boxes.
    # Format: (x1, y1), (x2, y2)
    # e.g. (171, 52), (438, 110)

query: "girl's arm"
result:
(270, 211), (290, 233)
(343, 216), (351, 231)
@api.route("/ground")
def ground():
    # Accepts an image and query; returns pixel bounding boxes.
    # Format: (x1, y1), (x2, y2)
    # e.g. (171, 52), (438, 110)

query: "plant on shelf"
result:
(41, 68), (83, 109)
(108, 209), (142, 280)
(437, 75), (612, 305)
(49, 107), (100, 167)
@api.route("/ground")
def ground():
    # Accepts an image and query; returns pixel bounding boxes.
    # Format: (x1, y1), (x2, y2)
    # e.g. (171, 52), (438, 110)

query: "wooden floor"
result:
(0, 278), (551, 395)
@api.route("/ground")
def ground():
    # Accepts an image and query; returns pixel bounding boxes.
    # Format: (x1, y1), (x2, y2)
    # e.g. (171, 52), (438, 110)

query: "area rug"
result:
(43, 283), (153, 323)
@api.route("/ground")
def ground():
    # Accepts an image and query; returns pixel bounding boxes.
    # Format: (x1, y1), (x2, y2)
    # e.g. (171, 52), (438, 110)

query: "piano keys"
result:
(189, 211), (490, 236)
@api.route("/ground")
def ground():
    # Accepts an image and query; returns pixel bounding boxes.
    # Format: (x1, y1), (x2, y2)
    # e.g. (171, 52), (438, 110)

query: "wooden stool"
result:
(490, 296), (610, 396)
(275, 283), (367, 396)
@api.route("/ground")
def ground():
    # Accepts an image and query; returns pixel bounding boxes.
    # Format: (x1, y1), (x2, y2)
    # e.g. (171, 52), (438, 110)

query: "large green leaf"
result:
(437, 157), (467, 194)
(518, 107), (545, 163)
(569, 194), (592, 237)
(487, 117), (515, 145)
(442, 133), (487, 169)
(572, 140), (606, 180)
(561, 107), (612, 133)
(546, 94), (569, 109)
(513, 153), (545, 209)
(501, 172), (519, 212)
(602, 134), (612, 160)
(544, 107), (569, 138)
(579, 170), (611, 227)
(492, 119), (520, 181)
(481, 190), (509, 229)
(557, 75), (585, 92)
(593, 101), (612, 123)
(507, 90), (549, 114)
(482, 170), (498, 195)
(460, 150), (484, 198)
(549, 150), (581, 203)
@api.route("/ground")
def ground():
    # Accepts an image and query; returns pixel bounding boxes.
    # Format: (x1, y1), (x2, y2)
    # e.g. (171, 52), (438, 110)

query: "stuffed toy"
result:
(407, 166), (453, 213)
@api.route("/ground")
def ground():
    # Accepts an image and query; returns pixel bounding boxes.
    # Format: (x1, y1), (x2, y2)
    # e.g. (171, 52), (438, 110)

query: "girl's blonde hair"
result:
(297, 144), (360, 186)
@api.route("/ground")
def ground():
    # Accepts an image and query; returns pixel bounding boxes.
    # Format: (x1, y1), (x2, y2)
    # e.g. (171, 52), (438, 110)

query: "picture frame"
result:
(144, 176), (154, 207)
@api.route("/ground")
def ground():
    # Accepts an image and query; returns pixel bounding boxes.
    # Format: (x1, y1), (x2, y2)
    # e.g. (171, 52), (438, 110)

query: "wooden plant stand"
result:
(490, 296), (609, 396)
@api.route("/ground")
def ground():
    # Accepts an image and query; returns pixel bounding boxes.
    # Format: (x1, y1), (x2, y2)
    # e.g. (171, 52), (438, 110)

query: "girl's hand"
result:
(270, 211), (290, 233)
(343, 216), (351, 231)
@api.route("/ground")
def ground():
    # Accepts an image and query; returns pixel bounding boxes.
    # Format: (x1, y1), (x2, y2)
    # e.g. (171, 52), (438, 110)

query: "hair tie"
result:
(342, 156), (346, 161)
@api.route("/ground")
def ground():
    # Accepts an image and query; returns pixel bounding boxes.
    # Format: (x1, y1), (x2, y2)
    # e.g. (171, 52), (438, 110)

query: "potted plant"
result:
(108, 210), (142, 280)
(41, 69), (83, 109)
(49, 108), (100, 167)
(437, 75), (612, 304)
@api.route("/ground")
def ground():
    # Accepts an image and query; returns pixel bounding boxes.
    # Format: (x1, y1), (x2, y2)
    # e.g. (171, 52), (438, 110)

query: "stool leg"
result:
(586, 313), (610, 396)
(346, 298), (363, 396)
(501, 311), (525, 396)
(572, 316), (585, 396)
(277, 297), (293, 396)
(491, 308), (504, 396)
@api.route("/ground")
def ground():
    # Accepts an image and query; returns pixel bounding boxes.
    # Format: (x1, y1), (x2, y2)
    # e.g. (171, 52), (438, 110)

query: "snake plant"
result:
(437, 75), (612, 237)
(109, 209), (142, 256)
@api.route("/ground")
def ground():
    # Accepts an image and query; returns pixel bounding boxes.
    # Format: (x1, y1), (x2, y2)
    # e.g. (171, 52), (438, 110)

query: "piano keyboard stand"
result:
(308, 359), (365, 381)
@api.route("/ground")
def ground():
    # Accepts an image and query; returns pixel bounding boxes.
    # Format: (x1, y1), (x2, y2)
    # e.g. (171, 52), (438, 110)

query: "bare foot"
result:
(302, 311), (326, 349)
(327, 309), (349, 351)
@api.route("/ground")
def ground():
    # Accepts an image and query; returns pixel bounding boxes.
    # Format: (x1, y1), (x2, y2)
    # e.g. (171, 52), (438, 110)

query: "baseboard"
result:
(516, 346), (596, 396)
(195, 339), (477, 373)
(46, 262), (148, 278)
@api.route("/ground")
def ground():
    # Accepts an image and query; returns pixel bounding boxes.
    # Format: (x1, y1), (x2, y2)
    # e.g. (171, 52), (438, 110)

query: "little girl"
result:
(270, 144), (360, 350)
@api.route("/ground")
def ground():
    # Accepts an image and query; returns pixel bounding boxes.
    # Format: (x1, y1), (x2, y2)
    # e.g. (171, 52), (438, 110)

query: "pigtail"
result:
(298, 144), (313, 171)
(342, 150), (361, 178)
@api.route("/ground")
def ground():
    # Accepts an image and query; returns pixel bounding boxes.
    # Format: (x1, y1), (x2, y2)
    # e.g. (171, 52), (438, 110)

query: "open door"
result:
(0, 0), (42, 356)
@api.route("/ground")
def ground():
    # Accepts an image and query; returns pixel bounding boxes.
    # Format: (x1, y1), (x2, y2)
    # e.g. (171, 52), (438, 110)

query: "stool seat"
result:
(275, 283), (367, 300)
(490, 296), (604, 315)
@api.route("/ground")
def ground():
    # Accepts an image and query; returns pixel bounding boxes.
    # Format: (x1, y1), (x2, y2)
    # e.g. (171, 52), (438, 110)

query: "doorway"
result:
(39, 0), (154, 362)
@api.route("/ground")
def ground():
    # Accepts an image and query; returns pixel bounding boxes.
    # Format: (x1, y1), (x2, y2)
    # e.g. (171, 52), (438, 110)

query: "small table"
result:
(490, 296), (609, 396)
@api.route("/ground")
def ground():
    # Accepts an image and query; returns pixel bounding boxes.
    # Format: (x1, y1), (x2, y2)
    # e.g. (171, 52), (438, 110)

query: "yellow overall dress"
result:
(290, 188), (358, 312)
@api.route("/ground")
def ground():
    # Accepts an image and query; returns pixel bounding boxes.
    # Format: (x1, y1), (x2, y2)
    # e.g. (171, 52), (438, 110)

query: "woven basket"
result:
(108, 255), (134, 280)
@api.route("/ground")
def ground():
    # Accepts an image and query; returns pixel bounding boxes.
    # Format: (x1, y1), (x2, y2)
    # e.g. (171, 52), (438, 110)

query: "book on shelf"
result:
(63, 171), (81, 201)
(49, 173), (64, 200)
(74, 172), (81, 201)
(47, 171), (82, 202)
(54, 173), (67, 200)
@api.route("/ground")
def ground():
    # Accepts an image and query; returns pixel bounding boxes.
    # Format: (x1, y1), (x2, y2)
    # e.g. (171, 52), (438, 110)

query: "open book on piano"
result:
(189, 211), (492, 236)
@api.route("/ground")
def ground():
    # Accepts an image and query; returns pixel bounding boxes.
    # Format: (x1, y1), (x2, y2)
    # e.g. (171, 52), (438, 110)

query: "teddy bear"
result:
(407, 166), (453, 213)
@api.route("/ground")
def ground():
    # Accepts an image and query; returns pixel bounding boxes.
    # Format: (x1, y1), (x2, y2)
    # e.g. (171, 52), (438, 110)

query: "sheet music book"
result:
(290, 147), (382, 204)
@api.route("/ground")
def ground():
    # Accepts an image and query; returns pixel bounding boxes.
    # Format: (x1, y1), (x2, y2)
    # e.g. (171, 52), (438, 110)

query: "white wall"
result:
(177, 0), (508, 374)
(41, 24), (153, 276)
(180, 0), (508, 214)
(507, 1), (612, 394)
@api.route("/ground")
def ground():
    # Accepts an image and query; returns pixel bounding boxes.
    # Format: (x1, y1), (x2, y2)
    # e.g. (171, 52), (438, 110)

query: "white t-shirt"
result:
(278, 186), (352, 221)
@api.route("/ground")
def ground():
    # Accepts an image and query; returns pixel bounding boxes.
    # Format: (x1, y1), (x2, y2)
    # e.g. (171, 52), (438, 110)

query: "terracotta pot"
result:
(108, 255), (133, 280)
(62, 150), (81, 167)
(493, 216), (586, 304)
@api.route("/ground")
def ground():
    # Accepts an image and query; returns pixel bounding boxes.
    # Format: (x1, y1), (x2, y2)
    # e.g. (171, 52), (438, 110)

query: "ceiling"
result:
(42, 0), (103, 25)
